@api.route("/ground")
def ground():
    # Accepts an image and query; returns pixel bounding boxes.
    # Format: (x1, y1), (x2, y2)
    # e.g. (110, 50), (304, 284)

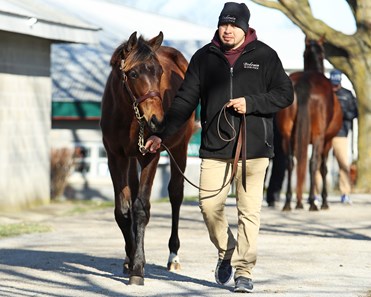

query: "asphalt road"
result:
(0, 194), (370, 297)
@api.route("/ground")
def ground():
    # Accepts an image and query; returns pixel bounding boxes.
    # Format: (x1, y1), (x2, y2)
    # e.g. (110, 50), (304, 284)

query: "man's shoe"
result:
(215, 258), (232, 285)
(234, 276), (253, 293)
(341, 194), (352, 204)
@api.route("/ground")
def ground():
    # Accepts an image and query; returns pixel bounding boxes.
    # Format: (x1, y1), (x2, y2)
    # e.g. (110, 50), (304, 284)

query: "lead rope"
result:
(160, 103), (245, 193)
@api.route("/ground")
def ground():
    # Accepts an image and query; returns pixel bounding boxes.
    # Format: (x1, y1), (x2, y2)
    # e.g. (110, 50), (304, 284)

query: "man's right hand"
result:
(143, 135), (162, 154)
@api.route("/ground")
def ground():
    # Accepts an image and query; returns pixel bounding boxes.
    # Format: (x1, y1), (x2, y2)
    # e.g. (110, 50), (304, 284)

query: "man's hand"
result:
(227, 97), (246, 114)
(144, 135), (162, 154)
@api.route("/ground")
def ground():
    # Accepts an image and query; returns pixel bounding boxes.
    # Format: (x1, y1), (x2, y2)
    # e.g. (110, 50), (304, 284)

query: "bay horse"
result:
(100, 31), (194, 285)
(276, 37), (342, 211)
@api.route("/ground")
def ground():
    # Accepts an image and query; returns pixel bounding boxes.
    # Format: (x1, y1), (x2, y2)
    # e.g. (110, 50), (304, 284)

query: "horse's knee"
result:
(132, 198), (150, 225)
(168, 177), (184, 200)
(114, 199), (131, 222)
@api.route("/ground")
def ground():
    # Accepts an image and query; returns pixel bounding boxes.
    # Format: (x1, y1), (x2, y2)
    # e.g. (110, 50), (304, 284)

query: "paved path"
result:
(0, 194), (370, 297)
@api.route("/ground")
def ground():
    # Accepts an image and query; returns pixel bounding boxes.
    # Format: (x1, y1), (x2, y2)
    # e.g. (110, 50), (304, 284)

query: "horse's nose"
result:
(148, 115), (165, 133)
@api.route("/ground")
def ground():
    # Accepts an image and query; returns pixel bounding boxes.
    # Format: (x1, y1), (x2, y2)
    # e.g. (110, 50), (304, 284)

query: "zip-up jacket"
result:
(335, 87), (358, 137)
(161, 32), (294, 160)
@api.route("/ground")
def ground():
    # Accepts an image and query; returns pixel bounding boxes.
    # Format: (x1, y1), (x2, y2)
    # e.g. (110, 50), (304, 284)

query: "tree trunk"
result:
(351, 60), (371, 192)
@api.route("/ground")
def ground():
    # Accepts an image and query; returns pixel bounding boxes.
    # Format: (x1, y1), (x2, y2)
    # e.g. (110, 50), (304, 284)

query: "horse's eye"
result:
(128, 70), (138, 79)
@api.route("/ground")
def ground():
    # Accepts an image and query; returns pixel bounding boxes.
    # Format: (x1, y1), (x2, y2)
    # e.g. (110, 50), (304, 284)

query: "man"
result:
(145, 2), (293, 293)
(329, 69), (358, 204)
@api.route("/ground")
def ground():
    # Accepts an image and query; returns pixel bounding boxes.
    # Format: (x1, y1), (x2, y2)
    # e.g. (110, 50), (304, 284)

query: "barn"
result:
(0, 0), (99, 210)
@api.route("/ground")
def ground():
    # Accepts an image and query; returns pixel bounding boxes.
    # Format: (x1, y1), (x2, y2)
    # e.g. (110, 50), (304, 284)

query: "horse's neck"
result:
(304, 55), (324, 73)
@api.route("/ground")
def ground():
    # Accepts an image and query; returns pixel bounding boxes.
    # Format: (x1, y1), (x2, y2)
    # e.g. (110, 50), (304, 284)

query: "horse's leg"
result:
(282, 139), (293, 211)
(106, 152), (134, 274)
(129, 154), (160, 285)
(122, 158), (139, 273)
(166, 146), (187, 271)
(319, 155), (329, 209)
(308, 145), (318, 211)
(308, 143), (320, 211)
(320, 142), (332, 210)
(295, 143), (309, 210)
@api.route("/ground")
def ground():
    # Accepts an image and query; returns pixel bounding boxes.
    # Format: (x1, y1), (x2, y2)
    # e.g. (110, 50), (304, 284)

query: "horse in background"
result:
(276, 37), (343, 211)
(100, 32), (195, 285)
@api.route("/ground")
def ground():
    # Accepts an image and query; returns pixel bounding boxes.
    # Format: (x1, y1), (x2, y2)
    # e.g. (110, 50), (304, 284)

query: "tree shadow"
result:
(0, 249), (228, 296)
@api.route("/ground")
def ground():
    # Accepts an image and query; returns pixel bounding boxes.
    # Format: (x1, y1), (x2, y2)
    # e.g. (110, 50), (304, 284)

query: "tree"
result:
(251, 0), (371, 192)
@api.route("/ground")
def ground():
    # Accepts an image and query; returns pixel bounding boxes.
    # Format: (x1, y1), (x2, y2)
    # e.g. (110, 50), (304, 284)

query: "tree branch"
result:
(250, 0), (355, 50)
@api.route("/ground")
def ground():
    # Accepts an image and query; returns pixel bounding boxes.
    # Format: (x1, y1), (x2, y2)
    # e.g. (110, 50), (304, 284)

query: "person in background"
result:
(266, 117), (286, 207)
(329, 69), (358, 204)
(145, 2), (293, 293)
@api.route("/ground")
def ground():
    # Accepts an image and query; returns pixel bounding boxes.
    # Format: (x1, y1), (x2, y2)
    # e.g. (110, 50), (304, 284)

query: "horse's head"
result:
(112, 31), (166, 133)
(303, 36), (325, 73)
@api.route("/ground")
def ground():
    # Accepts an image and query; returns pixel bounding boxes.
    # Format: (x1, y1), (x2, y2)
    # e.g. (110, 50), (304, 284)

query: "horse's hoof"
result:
(295, 202), (304, 209)
(167, 253), (181, 271)
(129, 275), (144, 286)
(309, 204), (319, 211)
(321, 204), (329, 210)
(167, 261), (181, 271)
(282, 205), (291, 211)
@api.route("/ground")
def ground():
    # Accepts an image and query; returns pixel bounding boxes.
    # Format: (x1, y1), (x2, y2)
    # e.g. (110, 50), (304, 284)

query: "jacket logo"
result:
(243, 62), (259, 70)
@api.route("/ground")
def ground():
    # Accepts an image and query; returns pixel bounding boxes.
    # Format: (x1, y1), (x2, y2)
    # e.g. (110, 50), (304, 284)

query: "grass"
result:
(155, 196), (199, 203)
(0, 222), (52, 238)
(0, 199), (114, 239)
(59, 199), (114, 216)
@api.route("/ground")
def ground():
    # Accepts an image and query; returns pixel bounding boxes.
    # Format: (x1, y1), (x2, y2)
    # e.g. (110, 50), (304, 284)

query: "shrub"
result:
(50, 148), (74, 199)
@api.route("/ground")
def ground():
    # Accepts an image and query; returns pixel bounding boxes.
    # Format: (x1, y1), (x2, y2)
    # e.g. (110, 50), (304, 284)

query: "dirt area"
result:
(0, 194), (370, 296)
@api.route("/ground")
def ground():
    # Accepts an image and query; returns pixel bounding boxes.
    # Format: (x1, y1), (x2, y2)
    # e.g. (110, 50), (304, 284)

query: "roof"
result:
(0, 0), (100, 43)
(48, 0), (214, 111)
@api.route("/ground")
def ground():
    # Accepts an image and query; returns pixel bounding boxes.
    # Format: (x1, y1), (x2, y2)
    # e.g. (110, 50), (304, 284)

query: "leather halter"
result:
(120, 59), (162, 154)
(120, 59), (161, 105)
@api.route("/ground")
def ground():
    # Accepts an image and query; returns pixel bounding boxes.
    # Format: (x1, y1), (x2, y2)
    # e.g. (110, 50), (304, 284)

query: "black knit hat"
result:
(218, 2), (250, 33)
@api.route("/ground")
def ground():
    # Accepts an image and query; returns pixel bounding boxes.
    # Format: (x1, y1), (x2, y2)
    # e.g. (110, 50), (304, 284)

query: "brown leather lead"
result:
(231, 116), (247, 191)
(161, 113), (247, 193)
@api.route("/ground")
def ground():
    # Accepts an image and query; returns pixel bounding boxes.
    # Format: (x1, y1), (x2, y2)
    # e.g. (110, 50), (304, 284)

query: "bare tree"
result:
(251, 0), (371, 192)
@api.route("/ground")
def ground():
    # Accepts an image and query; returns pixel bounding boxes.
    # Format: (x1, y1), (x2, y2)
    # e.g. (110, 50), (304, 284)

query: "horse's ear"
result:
(148, 31), (163, 51)
(124, 31), (138, 55)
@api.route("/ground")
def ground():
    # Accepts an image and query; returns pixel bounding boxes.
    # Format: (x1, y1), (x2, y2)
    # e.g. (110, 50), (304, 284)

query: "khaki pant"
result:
(199, 158), (269, 279)
(332, 137), (351, 195)
(315, 137), (352, 196)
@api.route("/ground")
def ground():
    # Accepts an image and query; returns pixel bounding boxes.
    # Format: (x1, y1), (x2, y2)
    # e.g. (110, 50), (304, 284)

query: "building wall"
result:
(0, 31), (51, 211)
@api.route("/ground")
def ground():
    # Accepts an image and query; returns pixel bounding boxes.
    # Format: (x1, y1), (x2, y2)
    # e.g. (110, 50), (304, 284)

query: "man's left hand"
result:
(227, 97), (246, 114)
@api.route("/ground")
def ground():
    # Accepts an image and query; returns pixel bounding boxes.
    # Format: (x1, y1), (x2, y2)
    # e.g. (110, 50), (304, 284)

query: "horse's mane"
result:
(110, 35), (157, 71)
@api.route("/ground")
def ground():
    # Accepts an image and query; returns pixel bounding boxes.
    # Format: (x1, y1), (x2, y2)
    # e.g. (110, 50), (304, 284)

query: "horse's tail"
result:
(294, 77), (311, 195)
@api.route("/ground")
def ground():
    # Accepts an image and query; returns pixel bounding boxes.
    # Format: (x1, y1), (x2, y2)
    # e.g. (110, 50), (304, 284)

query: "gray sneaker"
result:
(234, 276), (253, 293)
(215, 258), (232, 285)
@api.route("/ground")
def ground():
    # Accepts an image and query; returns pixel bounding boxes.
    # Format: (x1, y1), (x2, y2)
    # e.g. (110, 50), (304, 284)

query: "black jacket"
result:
(162, 34), (293, 160)
(336, 87), (358, 137)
